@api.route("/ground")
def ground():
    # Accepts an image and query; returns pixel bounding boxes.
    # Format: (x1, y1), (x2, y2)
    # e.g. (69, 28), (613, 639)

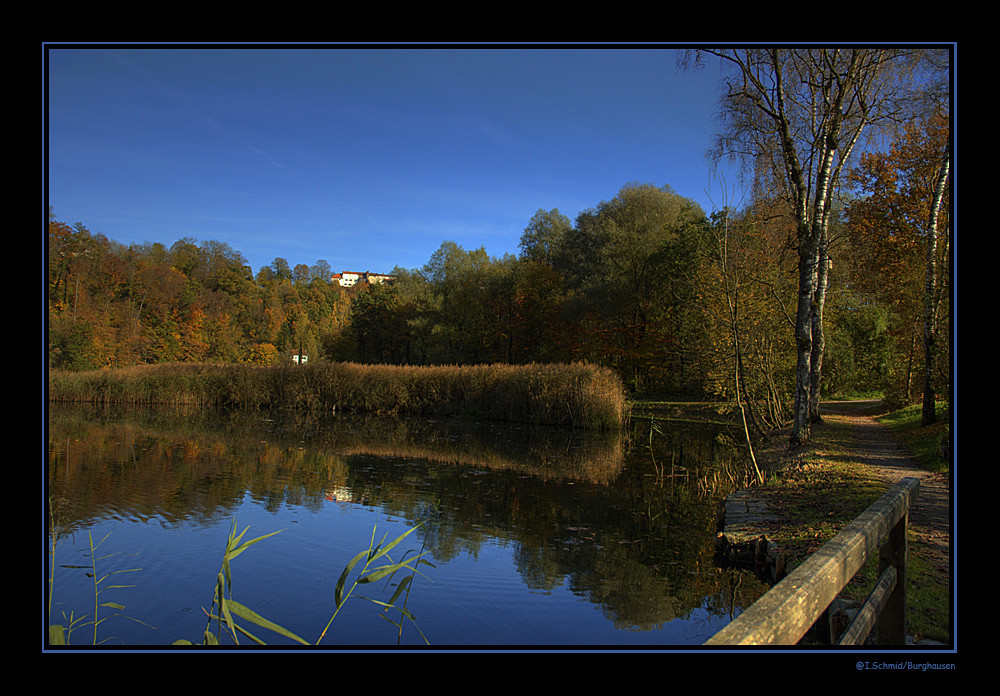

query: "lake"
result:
(45, 403), (770, 649)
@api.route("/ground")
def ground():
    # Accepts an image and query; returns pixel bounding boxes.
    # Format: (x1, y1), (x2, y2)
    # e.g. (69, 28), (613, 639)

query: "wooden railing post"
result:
(877, 508), (908, 645)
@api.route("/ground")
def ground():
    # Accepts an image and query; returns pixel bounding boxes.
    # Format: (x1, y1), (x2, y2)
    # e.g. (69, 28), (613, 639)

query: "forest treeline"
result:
(46, 183), (754, 393)
(48, 160), (950, 431)
(48, 81), (952, 429)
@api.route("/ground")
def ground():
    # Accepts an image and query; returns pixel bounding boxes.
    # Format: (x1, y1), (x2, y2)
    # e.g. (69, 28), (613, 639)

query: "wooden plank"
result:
(705, 477), (919, 646)
(838, 565), (897, 645)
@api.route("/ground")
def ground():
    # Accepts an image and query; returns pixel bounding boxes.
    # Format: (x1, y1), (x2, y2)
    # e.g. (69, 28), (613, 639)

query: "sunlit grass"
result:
(877, 401), (951, 473)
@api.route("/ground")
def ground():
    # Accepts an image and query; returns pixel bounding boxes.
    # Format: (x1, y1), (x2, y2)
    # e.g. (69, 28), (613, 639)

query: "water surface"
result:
(46, 404), (768, 648)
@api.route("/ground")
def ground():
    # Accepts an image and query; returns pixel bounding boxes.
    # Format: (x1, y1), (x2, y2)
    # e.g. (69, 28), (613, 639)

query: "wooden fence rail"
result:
(705, 476), (920, 646)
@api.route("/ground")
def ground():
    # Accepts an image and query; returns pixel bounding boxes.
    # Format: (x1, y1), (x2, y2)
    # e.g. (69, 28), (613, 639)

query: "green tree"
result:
(383, 267), (435, 365)
(348, 282), (401, 363)
(564, 183), (707, 392)
(519, 208), (573, 265)
(169, 238), (202, 279)
(420, 241), (496, 364)
(269, 258), (292, 283)
(824, 291), (892, 396)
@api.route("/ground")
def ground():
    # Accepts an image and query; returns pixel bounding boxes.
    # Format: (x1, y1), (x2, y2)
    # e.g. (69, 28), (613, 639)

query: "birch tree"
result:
(850, 112), (951, 423)
(922, 139), (949, 426)
(684, 48), (928, 446)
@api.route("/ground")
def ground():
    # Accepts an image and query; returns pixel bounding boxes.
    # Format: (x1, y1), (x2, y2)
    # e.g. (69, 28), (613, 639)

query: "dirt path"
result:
(721, 400), (952, 644)
(818, 400), (951, 577)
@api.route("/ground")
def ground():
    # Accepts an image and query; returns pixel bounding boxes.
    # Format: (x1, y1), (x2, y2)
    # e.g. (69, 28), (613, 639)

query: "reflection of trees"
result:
(47, 404), (767, 633)
(47, 409), (350, 532)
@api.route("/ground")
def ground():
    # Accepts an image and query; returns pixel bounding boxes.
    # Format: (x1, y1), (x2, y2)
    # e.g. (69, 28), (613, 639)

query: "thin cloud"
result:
(102, 49), (287, 170)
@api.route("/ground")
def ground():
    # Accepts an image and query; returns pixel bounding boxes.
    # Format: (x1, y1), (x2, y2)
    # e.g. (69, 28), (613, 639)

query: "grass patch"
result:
(877, 401), (951, 473)
(759, 432), (886, 573)
(822, 390), (885, 401)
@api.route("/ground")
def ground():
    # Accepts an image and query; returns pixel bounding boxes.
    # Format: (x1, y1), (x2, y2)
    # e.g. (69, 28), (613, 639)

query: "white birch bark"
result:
(921, 154), (950, 426)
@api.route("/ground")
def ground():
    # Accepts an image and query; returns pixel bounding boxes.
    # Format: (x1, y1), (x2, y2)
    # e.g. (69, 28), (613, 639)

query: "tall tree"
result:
(269, 257), (293, 283)
(848, 111), (951, 420)
(420, 241), (495, 364)
(709, 207), (763, 483)
(921, 122), (950, 426)
(519, 208), (573, 265)
(686, 48), (929, 446)
(310, 259), (333, 283)
(559, 182), (706, 391)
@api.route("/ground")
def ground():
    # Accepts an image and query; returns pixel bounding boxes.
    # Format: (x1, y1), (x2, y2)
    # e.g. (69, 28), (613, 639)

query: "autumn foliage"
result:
(46, 184), (724, 398)
(48, 163), (949, 417)
(845, 112), (951, 408)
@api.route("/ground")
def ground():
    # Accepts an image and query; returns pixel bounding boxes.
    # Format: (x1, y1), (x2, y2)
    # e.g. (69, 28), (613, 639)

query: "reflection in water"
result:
(46, 404), (769, 646)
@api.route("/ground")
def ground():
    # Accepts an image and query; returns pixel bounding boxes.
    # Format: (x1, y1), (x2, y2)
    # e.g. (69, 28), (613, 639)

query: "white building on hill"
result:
(330, 271), (396, 287)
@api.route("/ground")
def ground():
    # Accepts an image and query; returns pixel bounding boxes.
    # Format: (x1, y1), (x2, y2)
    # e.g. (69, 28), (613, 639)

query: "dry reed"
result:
(48, 361), (630, 430)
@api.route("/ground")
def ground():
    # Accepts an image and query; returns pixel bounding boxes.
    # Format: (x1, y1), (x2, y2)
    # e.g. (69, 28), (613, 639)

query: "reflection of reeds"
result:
(47, 407), (627, 531)
(326, 419), (627, 485)
(48, 361), (630, 429)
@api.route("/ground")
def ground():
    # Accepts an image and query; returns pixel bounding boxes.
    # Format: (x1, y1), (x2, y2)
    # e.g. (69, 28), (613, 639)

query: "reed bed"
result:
(48, 361), (630, 430)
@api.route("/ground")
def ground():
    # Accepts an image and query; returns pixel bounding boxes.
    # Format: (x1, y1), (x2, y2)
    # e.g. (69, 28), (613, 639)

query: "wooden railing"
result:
(705, 476), (920, 646)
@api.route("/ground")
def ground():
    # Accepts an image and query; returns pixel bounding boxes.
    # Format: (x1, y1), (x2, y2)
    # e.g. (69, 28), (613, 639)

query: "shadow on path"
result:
(818, 400), (951, 573)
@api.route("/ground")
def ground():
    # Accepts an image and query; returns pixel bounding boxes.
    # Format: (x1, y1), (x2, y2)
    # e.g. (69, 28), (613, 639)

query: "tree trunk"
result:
(790, 222), (818, 448)
(809, 230), (830, 424)
(718, 210), (763, 484)
(904, 328), (916, 404)
(921, 155), (949, 426)
(789, 70), (848, 446)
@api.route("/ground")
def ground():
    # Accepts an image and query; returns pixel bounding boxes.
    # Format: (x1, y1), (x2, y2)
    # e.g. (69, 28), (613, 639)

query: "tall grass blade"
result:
(201, 518), (288, 646)
(365, 522), (420, 563)
(319, 521), (430, 645)
(54, 514), (432, 646)
(335, 549), (370, 610)
(221, 599), (310, 645)
(227, 528), (282, 561)
(383, 574), (414, 608)
(49, 625), (67, 646)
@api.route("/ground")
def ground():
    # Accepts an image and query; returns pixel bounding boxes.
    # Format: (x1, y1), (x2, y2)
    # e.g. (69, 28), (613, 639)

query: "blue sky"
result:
(46, 44), (735, 276)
